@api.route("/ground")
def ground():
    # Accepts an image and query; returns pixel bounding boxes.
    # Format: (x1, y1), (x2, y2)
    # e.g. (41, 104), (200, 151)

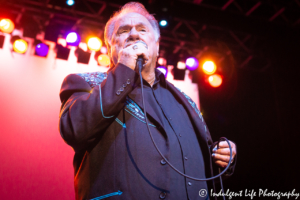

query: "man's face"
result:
(110, 12), (159, 67)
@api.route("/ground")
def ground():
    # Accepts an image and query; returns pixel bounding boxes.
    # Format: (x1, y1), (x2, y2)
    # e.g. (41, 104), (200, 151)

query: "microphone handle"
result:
(137, 56), (144, 72)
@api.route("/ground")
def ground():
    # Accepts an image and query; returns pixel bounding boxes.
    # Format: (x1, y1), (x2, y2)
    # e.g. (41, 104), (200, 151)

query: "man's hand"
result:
(118, 42), (149, 71)
(212, 141), (236, 168)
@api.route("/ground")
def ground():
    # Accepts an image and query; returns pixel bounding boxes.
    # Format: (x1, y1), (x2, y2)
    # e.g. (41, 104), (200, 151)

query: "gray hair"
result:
(104, 2), (160, 52)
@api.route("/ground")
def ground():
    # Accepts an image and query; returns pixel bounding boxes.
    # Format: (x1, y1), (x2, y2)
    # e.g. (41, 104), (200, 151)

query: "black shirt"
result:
(140, 70), (209, 200)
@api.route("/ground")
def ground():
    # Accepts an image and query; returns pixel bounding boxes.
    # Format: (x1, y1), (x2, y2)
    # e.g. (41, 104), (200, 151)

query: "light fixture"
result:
(159, 20), (168, 27)
(208, 74), (222, 87)
(202, 61), (217, 75)
(157, 66), (168, 77)
(185, 57), (199, 70)
(66, 32), (80, 46)
(0, 18), (15, 34)
(35, 42), (49, 57)
(87, 37), (102, 51)
(66, 0), (75, 6)
(11, 36), (28, 54)
(97, 54), (110, 66)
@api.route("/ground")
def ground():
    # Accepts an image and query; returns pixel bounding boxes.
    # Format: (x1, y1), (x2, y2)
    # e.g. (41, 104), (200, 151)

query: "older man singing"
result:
(59, 2), (237, 200)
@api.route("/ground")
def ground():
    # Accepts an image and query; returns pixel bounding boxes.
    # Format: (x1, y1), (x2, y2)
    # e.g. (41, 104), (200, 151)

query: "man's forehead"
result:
(116, 12), (150, 26)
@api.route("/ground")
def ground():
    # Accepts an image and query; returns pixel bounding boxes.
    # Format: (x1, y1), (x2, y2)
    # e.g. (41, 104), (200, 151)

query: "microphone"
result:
(136, 56), (144, 72)
(134, 40), (147, 72)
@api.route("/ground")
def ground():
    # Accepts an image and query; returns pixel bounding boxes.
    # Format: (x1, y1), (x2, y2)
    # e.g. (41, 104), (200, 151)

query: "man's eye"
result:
(120, 30), (128, 33)
(140, 29), (146, 32)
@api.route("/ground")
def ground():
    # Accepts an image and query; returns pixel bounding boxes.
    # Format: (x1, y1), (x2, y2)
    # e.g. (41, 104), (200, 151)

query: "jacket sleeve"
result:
(59, 63), (138, 152)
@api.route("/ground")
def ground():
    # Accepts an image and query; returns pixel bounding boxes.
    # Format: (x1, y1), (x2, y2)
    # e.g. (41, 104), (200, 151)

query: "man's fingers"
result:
(119, 43), (150, 69)
(130, 43), (149, 63)
(215, 141), (235, 148)
(214, 160), (230, 168)
(213, 141), (236, 152)
(213, 148), (231, 155)
(212, 153), (231, 163)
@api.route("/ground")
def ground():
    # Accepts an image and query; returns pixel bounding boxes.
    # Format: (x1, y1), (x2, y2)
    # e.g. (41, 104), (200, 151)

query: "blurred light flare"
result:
(0, 19), (15, 33)
(66, 32), (80, 46)
(157, 66), (168, 77)
(35, 43), (49, 57)
(159, 20), (168, 27)
(79, 42), (88, 51)
(177, 61), (186, 69)
(202, 61), (217, 75)
(57, 38), (67, 47)
(13, 39), (28, 54)
(208, 74), (222, 87)
(66, 0), (75, 6)
(97, 54), (110, 66)
(158, 57), (167, 66)
(87, 37), (102, 51)
(185, 57), (199, 70)
(100, 46), (107, 54)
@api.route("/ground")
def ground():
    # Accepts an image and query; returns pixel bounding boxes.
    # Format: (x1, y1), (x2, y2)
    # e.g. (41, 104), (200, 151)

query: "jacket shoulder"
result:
(76, 71), (108, 88)
(59, 71), (107, 103)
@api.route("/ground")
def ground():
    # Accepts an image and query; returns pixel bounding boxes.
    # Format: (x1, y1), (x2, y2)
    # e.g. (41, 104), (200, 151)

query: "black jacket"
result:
(59, 63), (236, 200)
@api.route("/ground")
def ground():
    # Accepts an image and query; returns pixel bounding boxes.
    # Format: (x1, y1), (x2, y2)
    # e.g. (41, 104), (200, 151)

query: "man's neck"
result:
(141, 66), (156, 87)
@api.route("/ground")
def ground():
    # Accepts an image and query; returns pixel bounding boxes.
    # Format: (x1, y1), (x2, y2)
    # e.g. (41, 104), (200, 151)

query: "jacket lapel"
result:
(165, 82), (212, 145)
(127, 86), (164, 129)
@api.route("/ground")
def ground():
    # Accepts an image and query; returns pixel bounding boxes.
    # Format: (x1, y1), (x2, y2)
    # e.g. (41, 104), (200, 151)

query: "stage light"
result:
(0, 19), (15, 33)
(75, 48), (91, 64)
(66, 0), (75, 6)
(157, 66), (168, 77)
(159, 20), (167, 27)
(57, 38), (67, 47)
(186, 57), (199, 70)
(208, 74), (222, 87)
(202, 61), (217, 75)
(87, 37), (102, 51)
(177, 61), (186, 69)
(55, 44), (70, 60)
(35, 43), (49, 57)
(100, 46), (107, 54)
(13, 39), (28, 54)
(97, 54), (110, 66)
(158, 57), (167, 66)
(66, 32), (80, 46)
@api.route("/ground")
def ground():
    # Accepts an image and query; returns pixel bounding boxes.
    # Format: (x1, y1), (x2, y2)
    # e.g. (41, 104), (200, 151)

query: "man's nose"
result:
(128, 27), (140, 41)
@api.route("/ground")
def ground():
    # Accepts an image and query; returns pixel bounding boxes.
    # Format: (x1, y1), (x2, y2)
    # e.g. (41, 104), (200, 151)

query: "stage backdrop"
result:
(0, 32), (199, 200)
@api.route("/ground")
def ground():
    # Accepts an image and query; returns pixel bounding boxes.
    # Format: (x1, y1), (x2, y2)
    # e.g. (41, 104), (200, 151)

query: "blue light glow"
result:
(159, 20), (167, 27)
(66, 0), (75, 6)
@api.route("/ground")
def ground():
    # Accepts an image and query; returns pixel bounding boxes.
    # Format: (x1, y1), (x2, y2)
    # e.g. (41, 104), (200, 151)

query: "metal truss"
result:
(2, 0), (300, 72)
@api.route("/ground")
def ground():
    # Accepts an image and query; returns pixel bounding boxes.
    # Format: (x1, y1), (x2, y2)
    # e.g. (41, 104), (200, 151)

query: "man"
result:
(59, 2), (237, 200)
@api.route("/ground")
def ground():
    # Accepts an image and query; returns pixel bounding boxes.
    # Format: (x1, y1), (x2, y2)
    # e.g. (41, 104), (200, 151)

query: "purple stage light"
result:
(157, 66), (168, 77)
(185, 57), (199, 70)
(66, 32), (80, 46)
(35, 43), (49, 57)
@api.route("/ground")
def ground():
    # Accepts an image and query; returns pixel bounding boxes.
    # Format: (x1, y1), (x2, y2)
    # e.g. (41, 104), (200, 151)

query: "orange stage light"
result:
(87, 37), (102, 51)
(202, 61), (217, 75)
(13, 39), (28, 54)
(97, 54), (110, 66)
(0, 19), (15, 33)
(208, 74), (222, 87)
